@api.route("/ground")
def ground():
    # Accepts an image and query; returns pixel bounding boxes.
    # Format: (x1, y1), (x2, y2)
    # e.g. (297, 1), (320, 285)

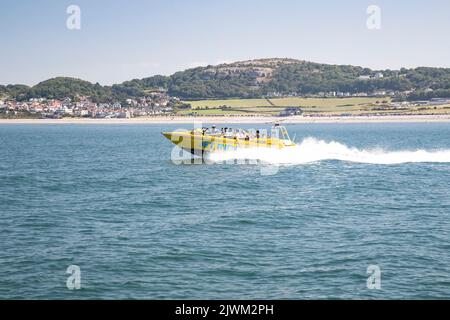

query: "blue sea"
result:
(1, 123), (450, 299)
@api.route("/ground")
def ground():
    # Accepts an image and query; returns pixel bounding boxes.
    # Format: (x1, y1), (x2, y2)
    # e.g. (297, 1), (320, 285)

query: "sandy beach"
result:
(1, 115), (450, 124)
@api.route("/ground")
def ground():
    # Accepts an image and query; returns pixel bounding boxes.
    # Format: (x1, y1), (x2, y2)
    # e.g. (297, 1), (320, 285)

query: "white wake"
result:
(207, 137), (450, 165)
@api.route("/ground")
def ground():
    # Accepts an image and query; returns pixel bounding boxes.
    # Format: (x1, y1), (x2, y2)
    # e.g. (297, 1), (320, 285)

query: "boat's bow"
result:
(161, 131), (174, 141)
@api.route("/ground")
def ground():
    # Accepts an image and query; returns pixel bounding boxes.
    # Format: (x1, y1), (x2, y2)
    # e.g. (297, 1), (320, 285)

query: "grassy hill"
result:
(129, 58), (450, 100)
(2, 58), (450, 101)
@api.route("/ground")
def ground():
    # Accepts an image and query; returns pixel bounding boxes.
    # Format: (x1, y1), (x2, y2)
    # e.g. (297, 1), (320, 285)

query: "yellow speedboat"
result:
(162, 124), (296, 158)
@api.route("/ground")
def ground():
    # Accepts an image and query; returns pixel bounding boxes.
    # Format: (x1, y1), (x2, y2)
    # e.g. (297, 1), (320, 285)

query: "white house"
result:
(374, 72), (384, 79)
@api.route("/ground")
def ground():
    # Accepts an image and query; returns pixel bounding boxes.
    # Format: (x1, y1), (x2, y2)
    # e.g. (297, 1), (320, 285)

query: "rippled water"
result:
(1, 123), (450, 299)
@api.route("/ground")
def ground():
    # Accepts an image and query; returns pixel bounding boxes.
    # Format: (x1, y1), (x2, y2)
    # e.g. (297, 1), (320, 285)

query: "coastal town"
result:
(2, 57), (450, 119)
(1, 92), (450, 119)
(0, 89), (184, 119)
(2, 68), (450, 119)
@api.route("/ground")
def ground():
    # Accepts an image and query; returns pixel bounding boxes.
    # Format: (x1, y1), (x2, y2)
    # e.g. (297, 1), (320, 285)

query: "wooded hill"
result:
(2, 58), (449, 101)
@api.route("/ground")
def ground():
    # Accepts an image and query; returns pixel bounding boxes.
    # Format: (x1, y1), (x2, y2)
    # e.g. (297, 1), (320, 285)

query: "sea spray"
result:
(207, 137), (450, 165)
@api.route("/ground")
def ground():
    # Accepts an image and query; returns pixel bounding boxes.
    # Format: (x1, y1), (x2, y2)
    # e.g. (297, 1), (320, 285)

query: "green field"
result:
(180, 97), (391, 115)
(269, 97), (385, 107)
(186, 98), (273, 109)
(186, 97), (386, 108)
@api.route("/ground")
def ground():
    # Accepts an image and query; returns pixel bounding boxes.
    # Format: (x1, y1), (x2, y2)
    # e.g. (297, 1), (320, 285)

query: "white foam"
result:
(207, 137), (450, 165)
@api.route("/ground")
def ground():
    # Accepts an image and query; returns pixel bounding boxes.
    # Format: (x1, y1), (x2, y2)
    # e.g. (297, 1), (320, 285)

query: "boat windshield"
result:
(271, 125), (291, 142)
(196, 125), (293, 145)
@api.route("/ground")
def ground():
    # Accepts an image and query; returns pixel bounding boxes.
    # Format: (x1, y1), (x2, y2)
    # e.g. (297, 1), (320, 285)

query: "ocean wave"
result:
(207, 137), (450, 165)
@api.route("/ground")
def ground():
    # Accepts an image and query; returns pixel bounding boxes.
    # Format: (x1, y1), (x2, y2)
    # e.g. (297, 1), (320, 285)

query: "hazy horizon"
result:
(2, 0), (450, 86)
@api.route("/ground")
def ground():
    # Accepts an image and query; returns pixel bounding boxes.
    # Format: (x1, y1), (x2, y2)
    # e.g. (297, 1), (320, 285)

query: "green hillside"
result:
(2, 58), (450, 101)
(120, 59), (450, 100)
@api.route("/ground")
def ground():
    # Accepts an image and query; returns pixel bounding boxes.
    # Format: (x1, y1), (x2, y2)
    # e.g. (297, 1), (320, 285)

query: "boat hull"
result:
(162, 131), (290, 155)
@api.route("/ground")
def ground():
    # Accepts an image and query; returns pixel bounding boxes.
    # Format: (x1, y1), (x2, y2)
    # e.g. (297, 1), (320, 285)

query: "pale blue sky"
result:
(1, 0), (449, 85)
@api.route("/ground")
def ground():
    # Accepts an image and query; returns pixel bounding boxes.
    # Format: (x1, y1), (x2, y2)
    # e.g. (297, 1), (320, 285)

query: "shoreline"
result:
(1, 114), (450, 124)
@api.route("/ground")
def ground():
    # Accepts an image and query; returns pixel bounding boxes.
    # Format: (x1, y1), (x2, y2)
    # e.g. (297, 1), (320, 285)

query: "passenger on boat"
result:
(224, 127), (233, 138)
